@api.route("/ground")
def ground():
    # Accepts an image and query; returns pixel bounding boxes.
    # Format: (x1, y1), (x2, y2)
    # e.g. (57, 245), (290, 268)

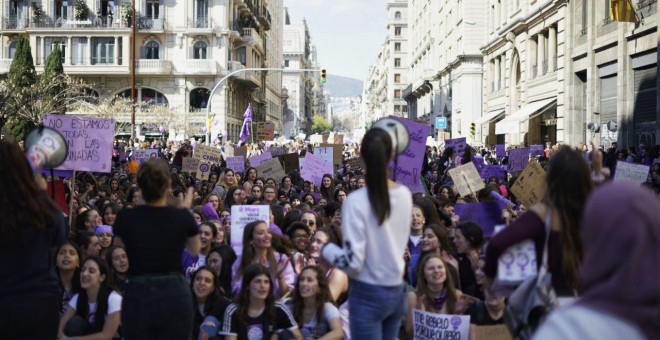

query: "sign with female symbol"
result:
(196, 162), (210, 181)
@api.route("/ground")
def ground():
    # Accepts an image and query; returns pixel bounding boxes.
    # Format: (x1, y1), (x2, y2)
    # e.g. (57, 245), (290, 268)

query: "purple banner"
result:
(226, 156), (246, 172)
(41, 169), (74, 178)
(44, 114), (115, 173)
(445, 137), (468, 157)
(454, 202), (505, 237)
(495, 144), (506, 157)
(508, 148), (529, 173)
(530, 145), (544, 157)
(473, 157), (485, 173)
(480, 164), (507, 182)
(249, 152), (273, 167)
(391, 117), (431, 193)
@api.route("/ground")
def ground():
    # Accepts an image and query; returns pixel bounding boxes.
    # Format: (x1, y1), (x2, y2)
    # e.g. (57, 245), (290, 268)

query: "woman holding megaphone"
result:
(322, 118), (413, 340)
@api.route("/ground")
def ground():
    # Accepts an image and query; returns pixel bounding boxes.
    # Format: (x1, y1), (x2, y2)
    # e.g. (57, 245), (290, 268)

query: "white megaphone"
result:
(24, 126), (69, 173)
(371, 117), (410, 156)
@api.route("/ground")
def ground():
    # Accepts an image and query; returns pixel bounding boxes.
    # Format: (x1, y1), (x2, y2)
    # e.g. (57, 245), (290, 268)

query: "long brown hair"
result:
(238, 221), (278, 281)
(235, 264), (276, 327)
(415, 254), (458, 313)
(0, 138), (57, 242)
(291, 266), (331, 325)
(361, 128), (393, 225)
(542, 146), (592, 289)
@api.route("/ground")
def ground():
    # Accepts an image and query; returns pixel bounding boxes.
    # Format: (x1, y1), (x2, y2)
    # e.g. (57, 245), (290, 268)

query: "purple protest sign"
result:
(300, 152), (328, 187)
(445, 137), (467, 156)
(249, 152), (273, 167)
(454, 202), (505, 237)
(472, 157), (485, 173)
(495, 144), (506, 157)
(480, 164), (507, 182)
(391, 117), (431, 193)
(226, 156), (246, 172)
(44, 114), (115, 173)
(530, 145), (544, 157)
(508, 148), (529, 172)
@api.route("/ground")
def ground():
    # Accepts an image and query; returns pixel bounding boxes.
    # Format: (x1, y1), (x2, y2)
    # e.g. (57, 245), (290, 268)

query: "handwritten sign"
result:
(454, 202), (504, 237)
(447, 162), (486, 197)
(445, 137), (468, 157)
(193, 144), (222, 165)
(134, 148), (159, 162)
(495, 144), (506, 157)
(390, 117), (431, 193)
(230, 205), (270, 254)
(254, 157), (287, 182)
(277, 153), (301, 174)
(225, 146), (248, 157)
(44, 114), (115, 173)
(226, 156), (245, 173)
(508, 148), (529, 172)
(412, 310), (470, 340)
(196, 162), (211, 181)
(314, 147), (334, 175)
(614, 161), (650, 184)
(310, 134), (323, 144)
(475, 325), (513, 340)
(182, 157), (200, 173)
(529, 144), (544, 157)
(269, 146), (286, 157)
(249, 152), (272, 167)
(256, 122), (275, 141)
(332, 133), (344, 144)
(473, 157), (485, 173)
(510, 161), (546, 208)
(480, 164), (507, 182)
(319, 143), (343, 167)
(497, 238), (537, 284)
(300, 152), (329, 187)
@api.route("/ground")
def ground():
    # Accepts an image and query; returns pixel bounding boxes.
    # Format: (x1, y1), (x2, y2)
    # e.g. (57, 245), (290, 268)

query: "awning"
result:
(495, 98), (557, 134)
(475, 109), (505, 125)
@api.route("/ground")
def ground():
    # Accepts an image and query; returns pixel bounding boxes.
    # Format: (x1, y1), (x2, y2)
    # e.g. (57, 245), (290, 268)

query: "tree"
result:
(4, 36), (37, 138)
(311, 114), (332, 134)
(42, 44), (67, 113)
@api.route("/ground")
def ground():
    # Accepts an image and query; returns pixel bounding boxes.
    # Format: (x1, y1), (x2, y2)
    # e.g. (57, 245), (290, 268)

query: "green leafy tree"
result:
(5, 36), (37, 138)
(311, 114), (333, 134)
(42, 44), (67, 113)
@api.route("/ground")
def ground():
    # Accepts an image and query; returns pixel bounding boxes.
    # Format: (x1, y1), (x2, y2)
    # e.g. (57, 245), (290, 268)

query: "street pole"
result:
(130, 0), (137, 142)
(205, 68), (320, 145)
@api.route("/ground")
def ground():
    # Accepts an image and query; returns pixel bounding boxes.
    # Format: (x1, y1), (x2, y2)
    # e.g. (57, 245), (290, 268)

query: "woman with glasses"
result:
(300, 210), (320, 235)
(287, 222), (312, 276)
(262, 185), (278, 205)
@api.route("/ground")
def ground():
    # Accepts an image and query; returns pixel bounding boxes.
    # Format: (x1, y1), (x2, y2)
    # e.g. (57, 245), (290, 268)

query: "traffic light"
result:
(321, 69), (327, 83)
(469, 122), (476, 139)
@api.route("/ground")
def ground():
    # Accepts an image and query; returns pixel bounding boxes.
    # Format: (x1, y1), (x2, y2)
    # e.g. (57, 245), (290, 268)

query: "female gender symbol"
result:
(500, 251), (515, 276)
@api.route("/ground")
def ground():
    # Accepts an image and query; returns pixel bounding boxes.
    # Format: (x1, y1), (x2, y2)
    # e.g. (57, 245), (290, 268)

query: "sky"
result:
(283, 0), (388, 82)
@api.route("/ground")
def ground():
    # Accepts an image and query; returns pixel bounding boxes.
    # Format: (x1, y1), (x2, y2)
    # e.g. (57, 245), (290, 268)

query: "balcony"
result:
(27, 16), (132, 30)
(177, 59), (218, 75)
(136, 59), (172, 75)
(242, 27), (263, 51)
(0, 59), (12, 73)
(2, 16), (27, 30)
(256, 6), (271, 30)
(232, 67), (261, 88)
(137, 17), (165, 31)
(188, 16), (210, 29)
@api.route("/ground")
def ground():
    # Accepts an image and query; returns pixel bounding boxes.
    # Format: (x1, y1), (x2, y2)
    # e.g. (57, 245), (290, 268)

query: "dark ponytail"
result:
(361, 128), (393, 225)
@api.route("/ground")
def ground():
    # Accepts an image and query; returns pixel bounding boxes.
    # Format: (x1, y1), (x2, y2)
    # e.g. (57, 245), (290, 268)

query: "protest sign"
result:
(300, 153), (328, 186)
(412, 310), (470, 340)
(310, 134), (323, 144)
(249, 152), (273, 167)
(226, 156), (246, 172)
(313, 147), (334, 174)
(277, 153), (300, 174)
(454, 202), (504, 237)
(320, 143), (343, 167)
(510, 161), (546, 208)
(497, 238), (537, 284)
(134, 148), (159, 162)
(44, 114), (115, 173)
(193, 144), (222, 164)
(389, 117), (431, 193)
(269, 146), (286, 157)
(480, 164), (507, 182)
(346, 157), (363, 170)
(447, 162), (485, 197)
(230, 205), (270, 254)
(508, 147), (529, 172)
(473, 156), (485, 173)
(332, 134), (344, 144)
(182, 157), (200, 173)
(529, 144), (544, 157)
(614, 161), (650, 184)
(196, 162), (211, 181)
(495, 144), (506, 157)
(475, 325), (513, 340)
(445, 137), (468, 156)
(255, 122), (275, 141)
(254, 157), (287, 182)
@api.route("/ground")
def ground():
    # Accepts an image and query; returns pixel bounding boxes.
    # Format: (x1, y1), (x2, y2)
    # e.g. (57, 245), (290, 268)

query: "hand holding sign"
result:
(448, 162), (485, 197)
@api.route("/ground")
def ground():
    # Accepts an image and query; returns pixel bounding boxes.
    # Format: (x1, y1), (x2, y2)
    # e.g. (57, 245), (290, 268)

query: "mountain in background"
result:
(324, 74), (363, 97)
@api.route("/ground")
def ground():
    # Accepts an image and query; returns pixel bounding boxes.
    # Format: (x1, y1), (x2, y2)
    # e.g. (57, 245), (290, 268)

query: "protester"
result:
(453, 221), (484, 299)
(56, 241), (83, 316)
(105, 245), (129, 291)
(206, 245), (237, 297)
(190, 266), (229, 340)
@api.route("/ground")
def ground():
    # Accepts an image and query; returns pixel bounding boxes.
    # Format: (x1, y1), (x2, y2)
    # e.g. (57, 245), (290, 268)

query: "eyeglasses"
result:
(301, 219), (315, 226)
(292, 233), (309, 239)
(265, 191), (275, 195)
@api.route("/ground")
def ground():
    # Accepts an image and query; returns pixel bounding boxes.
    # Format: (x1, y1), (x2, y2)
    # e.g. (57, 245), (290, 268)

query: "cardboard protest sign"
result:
(497, 238), (537, 284)
(412, 310), (470, 340)
(134, 148), (159, 162)
(388, 117), (431, 194)
(510, 161), (546, 208)
(333, 134), (344, 144)
(313, 147), (334, 175)
(480, 164), (507, 182)
(269, 146), (287, 157)
(508, 147), (529, 172)
(529, 144), (544, 157)
(475, 325), (513, 340)
(320, 143), (343, 167)
(255, 122), (275, 141)
(346, 157), (363, 170)
(254, 157), (287, 182)
(495, 144), (506, 157)
(231, 146), (248, 157)
(614, 161), (650, 184)
(193, 144), (222, 165)
(226, 156), (245, 173)
(445, 137), (468, 157)
(448, 162), (486, 197)
(230, 205), (270, 254)
(182, 157), (200, 173)
(277, 153), (301, 174)
(249, 152), (272, 167)
(196, 162), (211, 181)
(454, 202), (505, 237)
(310, 134), (323, 144)
(44, 114), (115, 173)
(300, 152), (329, 187)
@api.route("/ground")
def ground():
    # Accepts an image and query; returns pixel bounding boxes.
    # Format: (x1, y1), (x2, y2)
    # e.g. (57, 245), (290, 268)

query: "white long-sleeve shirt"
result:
(322, 185), (412, 287)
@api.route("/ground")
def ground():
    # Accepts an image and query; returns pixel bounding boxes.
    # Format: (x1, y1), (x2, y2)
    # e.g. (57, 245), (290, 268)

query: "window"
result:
(394, 74), (401, 83)
(146, 0), (159, 19)
(394, 89), (401, 98)
(91, 37), (114, 64)
(394, 42), (401, 51)
(395, 11), (401, 19)
(45, 38), (67, 64)
(193, 40), (208, 59)
(284, 60), (289, 67)
(395, 27), (401, 36)
(190, 88), (210, 110)
(144, 40), (159, 59)
(71, 37), (88, 64)
(194, 0), (208, 27)
(394, 105), (401, 112)
(54, 0), (69, 19)
(7, 40), (17, 59)
(394, 58), (401, 67)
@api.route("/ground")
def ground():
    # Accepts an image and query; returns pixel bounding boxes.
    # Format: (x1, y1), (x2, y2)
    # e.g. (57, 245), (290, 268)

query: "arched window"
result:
(395, 11), (401, 19)
(190, 88), (210, 111)
(193, 40), (207, 59)
(119, 88), (169, 106)
(7, 40), (17, 59)
(144, 40), (160, 59)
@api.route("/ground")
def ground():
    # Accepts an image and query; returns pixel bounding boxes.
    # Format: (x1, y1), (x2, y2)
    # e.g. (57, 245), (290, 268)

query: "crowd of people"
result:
(1, 130), (659, 339)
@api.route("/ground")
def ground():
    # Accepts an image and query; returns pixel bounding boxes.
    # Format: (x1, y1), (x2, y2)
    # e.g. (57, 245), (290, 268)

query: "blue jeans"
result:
(349, 279), (407, 340)
(121, 274), (193, 340)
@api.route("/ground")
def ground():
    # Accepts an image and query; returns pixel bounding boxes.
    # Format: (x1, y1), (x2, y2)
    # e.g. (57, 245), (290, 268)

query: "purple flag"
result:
(239, 103), (253, 143)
